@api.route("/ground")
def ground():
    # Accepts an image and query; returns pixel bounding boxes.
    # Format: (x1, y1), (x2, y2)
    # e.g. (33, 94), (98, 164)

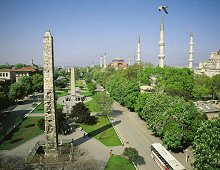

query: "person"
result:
(83, 133), (86, 138)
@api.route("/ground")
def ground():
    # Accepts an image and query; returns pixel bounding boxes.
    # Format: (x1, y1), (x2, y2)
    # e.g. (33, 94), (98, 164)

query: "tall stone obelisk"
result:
(71, 67), (76, 100)
(43, 31), (58, 157)
(100, 55), (103, 68)
(158, 17), (165, 68)
(137, 34), (141, 65)
(104, 53), (107, 68)
(188, 32), (193, 69)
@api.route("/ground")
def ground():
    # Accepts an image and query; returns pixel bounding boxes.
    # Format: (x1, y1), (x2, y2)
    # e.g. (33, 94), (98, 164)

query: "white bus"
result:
(151, 143), (186, 170)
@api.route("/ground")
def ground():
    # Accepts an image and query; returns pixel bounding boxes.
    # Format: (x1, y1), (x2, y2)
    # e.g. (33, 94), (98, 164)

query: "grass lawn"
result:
(32, 102), (44, 113)
(75, 80), (83, 87)
(79, 116), (122, 146)
(32, 102), (63, 113)
(85, 98), (101, 113)
(0, 117), (44, 150)
(55, 91), (68, 98)
(80, 91), (93, 97)
(105, 155), (135, 170)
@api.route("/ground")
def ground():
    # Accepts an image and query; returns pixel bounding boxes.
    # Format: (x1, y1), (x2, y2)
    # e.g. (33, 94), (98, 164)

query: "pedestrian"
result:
(83, 133), (86, 138)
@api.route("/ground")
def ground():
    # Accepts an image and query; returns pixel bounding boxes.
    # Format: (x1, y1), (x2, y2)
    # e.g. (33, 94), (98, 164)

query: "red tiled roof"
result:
(15, 66), (38, 72)
(0, 69), (16, 72)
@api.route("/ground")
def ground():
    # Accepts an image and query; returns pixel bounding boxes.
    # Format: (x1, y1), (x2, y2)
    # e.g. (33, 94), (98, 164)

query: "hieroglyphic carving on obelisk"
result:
(43, 31), (58, 157)
(71, 67), (76, 100)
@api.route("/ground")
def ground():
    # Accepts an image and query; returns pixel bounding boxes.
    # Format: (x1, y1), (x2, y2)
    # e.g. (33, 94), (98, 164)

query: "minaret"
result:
(133, 54), (136, 64)
(100, 55), (103, 67)
(104, 53), (107, 68)
(137, 34), (141, 64)
(158, 17), (165, 68)
(71, 67), (76, 100)
(128, 56), (131, 66)
(188, 32), (193, 69)
(43, 31), (58, 157)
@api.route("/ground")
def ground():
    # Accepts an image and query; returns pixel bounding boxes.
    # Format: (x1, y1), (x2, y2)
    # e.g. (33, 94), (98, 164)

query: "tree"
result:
(55, 77), (68, 89)
(192, 75), (212, 100)
(156, 67), (194, 99)
(193, 118), (220, 169)
(32, 74), (43, 92)
(14, 63), (27, 69)
(87, 82), (96, 95)
(123, 147), (141, 164)
(20, 76), (33, 95)
(84, 72), (93, 84)
(210, 74), (220, 99)
(94, 92), (113, 116)
(8, 82), (24, 102)
(57, 108), (70, 134)
(71, 102), (91, 123)
(0, 85), (10, 111)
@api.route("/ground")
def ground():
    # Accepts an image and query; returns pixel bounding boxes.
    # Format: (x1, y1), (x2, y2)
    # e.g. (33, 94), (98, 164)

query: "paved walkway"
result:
(111, 101), (194, 170)
(0, 127), (111, 170)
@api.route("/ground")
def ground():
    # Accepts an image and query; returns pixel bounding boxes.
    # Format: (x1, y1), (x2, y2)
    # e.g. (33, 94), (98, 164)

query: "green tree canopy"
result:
(94, 92), (113, 116)
(71, 102), (91, 123)
(193, 118), (220, 170)
(32, 74), (43, 92)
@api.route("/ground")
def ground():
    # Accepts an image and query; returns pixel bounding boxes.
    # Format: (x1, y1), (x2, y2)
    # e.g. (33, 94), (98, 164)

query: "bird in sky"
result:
(158, 6), (168, 14)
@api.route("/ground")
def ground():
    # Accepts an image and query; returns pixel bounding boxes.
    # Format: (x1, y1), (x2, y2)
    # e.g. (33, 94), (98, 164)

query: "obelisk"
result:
(188, 32), (193, 69)
(158, 17), (165, 68)
(137, 34), (141, 65)
(71, 67), (76, 100)
(43, 31), (58, 157)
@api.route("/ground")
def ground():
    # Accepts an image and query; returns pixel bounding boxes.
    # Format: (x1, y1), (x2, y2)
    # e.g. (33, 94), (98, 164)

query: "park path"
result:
(111, 101), (194, 170)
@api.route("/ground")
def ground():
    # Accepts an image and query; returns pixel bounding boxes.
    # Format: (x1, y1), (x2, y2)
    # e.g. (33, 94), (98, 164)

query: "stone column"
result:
(43, 31), (58, 157)
(188, 32), (193, 69)
(71, 67), (76, 100)
(159, 17), (165, 68)
(137, 34), (141, 65)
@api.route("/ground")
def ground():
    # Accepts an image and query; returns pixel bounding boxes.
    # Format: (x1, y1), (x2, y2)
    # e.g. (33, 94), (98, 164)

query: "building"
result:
(195, 100), (220, 119)
(0, 68), (16, 83)
(15, 66), (40, 82)
(0, 65), (40, 83)
(196, 50), (220, 77)
(110, 58), (128, 70)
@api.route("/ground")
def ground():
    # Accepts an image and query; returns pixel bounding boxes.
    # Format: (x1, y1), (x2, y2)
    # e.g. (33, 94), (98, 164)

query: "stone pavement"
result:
(111, 101), (194, 170)
(0, 88), (124, 170)
(0, 125), (121, 170)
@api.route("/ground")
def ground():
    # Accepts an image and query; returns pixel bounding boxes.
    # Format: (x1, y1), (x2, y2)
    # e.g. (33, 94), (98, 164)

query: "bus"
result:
(151, 143), (186, 170)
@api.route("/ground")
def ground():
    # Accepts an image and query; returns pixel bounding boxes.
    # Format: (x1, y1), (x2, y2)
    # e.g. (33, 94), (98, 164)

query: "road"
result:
(111, 101), (193, 170)
(0, 94), (41, 134)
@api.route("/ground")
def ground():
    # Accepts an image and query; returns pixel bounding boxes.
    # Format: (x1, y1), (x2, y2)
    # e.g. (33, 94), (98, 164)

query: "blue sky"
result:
(0, 0), (219, 67)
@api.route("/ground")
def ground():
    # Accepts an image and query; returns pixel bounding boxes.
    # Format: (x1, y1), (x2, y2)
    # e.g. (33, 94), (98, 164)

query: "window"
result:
(3, 73), (5, 77)
(6, 73), (8, 77)
(0, 73), (2, 77)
